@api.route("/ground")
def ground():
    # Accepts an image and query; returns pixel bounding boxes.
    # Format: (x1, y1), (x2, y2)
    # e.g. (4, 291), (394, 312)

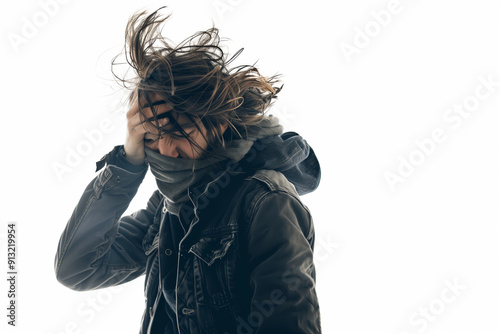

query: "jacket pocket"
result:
(188, 233), (235, 266)
(188, 232), (238, 308)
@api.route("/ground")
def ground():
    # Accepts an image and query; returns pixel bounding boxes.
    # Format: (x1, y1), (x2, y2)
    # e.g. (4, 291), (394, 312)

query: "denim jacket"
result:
(54, 132), (322, 334)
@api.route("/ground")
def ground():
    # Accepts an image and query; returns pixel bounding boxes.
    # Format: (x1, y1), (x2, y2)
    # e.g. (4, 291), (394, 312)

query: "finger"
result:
(129, 110), (170, 130)
(128, 113), (168, 135)
(128, 112), (148, 135)
(141, 117), (169, 133)
(142, 102), (174, 121)
(126, 88), (140, 119)
(127, 100), (173, 122)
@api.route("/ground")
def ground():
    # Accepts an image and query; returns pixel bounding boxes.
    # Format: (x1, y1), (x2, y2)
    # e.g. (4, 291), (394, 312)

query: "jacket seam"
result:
(249, 190), (307, 233)
(243, 175), (314, 246)
(55, 192), (98, 276)
(247, 169), (299, 197)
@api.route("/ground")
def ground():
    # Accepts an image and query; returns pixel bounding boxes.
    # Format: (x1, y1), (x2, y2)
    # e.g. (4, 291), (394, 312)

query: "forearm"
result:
(54, 145), (153, 291)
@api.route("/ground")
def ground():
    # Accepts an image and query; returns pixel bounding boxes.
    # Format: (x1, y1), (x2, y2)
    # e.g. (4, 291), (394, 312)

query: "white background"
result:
(1, 0), (499, 333)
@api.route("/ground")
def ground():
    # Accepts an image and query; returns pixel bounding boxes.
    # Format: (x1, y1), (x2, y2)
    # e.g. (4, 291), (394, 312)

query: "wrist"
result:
(124, 154), (145, 165)
(123, 144), (145, 165)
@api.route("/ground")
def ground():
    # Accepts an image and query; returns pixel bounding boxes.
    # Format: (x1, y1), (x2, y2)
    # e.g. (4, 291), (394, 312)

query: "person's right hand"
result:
(124, 89), (173, 165)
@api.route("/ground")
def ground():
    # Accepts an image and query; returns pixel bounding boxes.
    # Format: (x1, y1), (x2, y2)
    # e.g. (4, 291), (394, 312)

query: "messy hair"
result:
(111, 6), (283, 159)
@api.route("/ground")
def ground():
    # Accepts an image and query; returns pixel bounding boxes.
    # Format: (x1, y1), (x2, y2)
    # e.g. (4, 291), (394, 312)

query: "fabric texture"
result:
(145, 115), (283, 204)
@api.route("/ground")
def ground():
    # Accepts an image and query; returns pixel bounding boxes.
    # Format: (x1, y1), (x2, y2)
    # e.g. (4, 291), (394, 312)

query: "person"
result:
(54, 6), (322, 334)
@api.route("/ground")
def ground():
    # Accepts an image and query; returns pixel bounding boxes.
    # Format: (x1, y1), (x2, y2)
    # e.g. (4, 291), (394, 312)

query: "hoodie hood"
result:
(238, 131), (321, 195)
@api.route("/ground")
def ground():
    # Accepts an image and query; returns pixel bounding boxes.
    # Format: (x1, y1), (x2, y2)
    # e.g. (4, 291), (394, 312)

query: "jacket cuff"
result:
(96, 145), (147, 173)
(93, 145), (148, 195)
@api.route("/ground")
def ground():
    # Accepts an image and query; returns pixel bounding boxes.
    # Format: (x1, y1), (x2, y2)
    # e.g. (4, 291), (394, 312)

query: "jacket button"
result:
(181, 308), (195, 315)
(165, 249), (172, 256)
(149, 306), (153, 317)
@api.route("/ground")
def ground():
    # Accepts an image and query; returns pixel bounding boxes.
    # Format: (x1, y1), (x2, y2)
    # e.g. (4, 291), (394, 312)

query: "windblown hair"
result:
(111, 6), (283, 159)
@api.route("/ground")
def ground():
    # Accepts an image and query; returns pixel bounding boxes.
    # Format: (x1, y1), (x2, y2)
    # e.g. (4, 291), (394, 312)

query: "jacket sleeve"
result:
(54, 145), (160, 291)
(246, 190), (322, 334)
